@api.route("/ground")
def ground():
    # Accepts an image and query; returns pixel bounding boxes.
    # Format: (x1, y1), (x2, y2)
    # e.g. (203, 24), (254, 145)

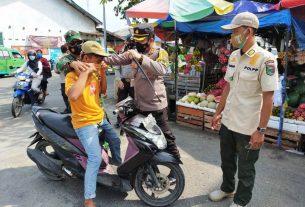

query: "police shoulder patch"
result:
(265, 59), (275, 76)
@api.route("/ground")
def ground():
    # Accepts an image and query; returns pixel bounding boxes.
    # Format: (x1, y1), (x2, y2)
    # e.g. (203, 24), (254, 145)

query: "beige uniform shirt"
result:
(222, 43), (278, 135)
(105, 47), (169, 111)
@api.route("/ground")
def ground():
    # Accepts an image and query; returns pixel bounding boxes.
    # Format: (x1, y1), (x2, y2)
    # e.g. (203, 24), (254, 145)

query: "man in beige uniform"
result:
(209, 12), (278, 207)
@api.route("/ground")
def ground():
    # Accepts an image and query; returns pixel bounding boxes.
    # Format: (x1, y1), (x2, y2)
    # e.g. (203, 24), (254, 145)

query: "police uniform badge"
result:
(265, 60), (275, 76)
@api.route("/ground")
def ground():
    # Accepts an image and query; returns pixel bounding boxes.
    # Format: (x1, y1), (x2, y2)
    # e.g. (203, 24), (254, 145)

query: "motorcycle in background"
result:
(27, 97), (185, 207)
(11, 73), (46, 118)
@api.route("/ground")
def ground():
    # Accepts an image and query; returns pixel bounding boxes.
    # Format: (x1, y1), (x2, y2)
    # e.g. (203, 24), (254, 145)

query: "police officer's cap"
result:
(64, 30), (81, 43)
(133, 23), (154, 41)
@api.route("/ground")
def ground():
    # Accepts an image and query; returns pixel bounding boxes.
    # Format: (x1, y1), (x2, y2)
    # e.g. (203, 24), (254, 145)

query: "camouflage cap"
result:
(64, 30), (81, 43)
(81, 41), (109, 57)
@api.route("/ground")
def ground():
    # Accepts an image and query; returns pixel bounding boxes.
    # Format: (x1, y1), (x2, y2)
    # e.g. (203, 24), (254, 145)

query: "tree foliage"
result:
(108, 0), (144, 19)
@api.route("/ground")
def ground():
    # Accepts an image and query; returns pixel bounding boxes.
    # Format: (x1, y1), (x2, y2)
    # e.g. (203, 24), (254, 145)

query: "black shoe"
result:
(109, 157), (122, 166)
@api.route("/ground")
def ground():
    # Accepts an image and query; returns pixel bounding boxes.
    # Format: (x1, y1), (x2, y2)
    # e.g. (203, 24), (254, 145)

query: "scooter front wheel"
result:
(11, 97), (23, 118)
(134, 162), (185, 207)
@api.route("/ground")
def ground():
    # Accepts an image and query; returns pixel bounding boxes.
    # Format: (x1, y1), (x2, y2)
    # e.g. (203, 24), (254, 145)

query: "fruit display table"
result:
(176, 102), (305, 151)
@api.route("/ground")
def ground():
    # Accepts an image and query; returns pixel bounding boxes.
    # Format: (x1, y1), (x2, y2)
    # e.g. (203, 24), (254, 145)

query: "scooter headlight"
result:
(133, 127), (167, 150)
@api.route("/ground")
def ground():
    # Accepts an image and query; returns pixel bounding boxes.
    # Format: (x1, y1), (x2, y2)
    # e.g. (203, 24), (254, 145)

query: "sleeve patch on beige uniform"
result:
(265, 60), (275, 76)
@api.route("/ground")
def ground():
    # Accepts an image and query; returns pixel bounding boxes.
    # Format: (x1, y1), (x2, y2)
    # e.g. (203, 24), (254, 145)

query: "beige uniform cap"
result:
(221, 12), (259, 30)
(81, 41), (109, 57)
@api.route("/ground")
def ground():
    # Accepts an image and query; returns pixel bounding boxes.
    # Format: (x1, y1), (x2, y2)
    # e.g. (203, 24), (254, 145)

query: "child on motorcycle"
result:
(15, 50), (43, 106)
(65, 41), (121, 207)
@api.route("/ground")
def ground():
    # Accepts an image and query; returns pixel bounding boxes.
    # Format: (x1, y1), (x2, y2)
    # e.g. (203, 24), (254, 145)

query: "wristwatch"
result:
(257, 127), (267, 134)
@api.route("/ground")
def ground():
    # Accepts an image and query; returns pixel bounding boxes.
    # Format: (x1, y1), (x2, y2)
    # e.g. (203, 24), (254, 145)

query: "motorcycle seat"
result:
(37, 109), (78, 139)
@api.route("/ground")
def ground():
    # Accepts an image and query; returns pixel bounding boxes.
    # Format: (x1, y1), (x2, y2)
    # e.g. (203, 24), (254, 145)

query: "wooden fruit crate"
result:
(264, 128), (302, 150)
(204, 112), (221, 131)
(176, 106), (204, 129)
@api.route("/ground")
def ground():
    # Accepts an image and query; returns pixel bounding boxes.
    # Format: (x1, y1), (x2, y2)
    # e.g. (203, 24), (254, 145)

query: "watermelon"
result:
(287, 91), (300, 107)
(299, 95), (305, 104)
(295, 84), (305, 95)
(194, 97), (200, 104)
(207, 94), (215, 102)
(207, 102), (217, 109)
(200, 96), (206, 102)
(199, 100), (209, 107)
(188, 92), (197, 96)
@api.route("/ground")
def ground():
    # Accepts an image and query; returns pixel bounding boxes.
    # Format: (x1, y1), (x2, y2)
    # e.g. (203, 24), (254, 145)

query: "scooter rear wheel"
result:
(134, 162), (185, 207)
(35, 140), (64, 181)
(11, 97), (23, 118)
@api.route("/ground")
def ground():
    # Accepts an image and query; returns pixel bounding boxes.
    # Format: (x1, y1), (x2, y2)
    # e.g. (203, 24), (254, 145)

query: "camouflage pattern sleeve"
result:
(56, 54), (76, 76)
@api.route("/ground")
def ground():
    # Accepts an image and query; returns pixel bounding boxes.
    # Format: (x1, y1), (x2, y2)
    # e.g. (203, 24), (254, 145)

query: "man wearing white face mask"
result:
(208, 12), (278, 207)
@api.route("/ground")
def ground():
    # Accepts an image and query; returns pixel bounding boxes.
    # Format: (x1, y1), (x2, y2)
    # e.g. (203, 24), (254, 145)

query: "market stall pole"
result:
(278, 25), (291, 147)
(174, 20), (179, 121)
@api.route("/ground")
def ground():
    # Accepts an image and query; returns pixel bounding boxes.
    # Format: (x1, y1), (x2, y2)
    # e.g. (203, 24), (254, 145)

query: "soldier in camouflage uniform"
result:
(56, 30), (82, 113)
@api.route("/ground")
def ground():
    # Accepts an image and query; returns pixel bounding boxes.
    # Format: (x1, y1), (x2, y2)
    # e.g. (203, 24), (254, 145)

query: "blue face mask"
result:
(29, 56), (36, 61)
(37, 53), (42, 58)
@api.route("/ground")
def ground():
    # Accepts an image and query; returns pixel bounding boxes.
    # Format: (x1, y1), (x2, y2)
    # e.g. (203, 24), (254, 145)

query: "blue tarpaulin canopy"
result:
(292, 16), (305, 49)
(176, 10), (291, 34)
(173, 9), (305, 49)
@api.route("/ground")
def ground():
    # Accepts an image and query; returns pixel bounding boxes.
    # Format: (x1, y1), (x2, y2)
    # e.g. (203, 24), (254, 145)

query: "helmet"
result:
(27, 50), (36, 57)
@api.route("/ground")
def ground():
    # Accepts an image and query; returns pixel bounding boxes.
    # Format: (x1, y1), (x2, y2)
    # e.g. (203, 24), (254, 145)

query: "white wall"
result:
(0, 0), (98, 48)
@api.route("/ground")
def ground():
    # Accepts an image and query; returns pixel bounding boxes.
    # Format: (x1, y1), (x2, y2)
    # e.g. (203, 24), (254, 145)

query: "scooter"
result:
(11, 72), (46, 118)
(27, 97), (185, 207)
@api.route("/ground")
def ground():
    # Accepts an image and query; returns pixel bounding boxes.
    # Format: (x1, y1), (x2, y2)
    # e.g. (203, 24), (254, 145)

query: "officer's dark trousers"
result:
(117, 79), (134, 102)
(60, 83), (70, 112)
(139, 108), (180, 159)
(117, 79), (134, 124)
(219, 124), (260, 206)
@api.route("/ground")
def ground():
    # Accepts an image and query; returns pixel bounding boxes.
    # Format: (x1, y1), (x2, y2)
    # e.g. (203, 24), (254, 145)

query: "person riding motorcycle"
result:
(15, 50), (43, 106)
(36, 49), (51, 96)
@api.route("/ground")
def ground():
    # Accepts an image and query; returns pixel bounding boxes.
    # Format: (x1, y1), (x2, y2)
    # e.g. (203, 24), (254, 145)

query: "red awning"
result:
(274, 0), (305, 9)
(273, 0), (305, 21)
(126, 0), (169, 20)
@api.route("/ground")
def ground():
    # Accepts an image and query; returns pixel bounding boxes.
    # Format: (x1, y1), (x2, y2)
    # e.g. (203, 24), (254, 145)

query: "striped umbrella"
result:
(126, 0), (234, 22)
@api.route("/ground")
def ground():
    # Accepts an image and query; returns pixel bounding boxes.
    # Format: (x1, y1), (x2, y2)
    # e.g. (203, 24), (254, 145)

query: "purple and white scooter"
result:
(27, 97), (185, 207)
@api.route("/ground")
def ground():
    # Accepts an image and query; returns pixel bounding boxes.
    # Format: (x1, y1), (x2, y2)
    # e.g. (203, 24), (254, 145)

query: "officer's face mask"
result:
(29, 56), (36, 61)
(135, 38), (150, 53)
(231, 28), (250, 49)
(68, 39), (83, 56)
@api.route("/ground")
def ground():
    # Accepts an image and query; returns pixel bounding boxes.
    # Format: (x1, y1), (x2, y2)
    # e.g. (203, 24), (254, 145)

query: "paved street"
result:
(0, 73), (305, 207)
